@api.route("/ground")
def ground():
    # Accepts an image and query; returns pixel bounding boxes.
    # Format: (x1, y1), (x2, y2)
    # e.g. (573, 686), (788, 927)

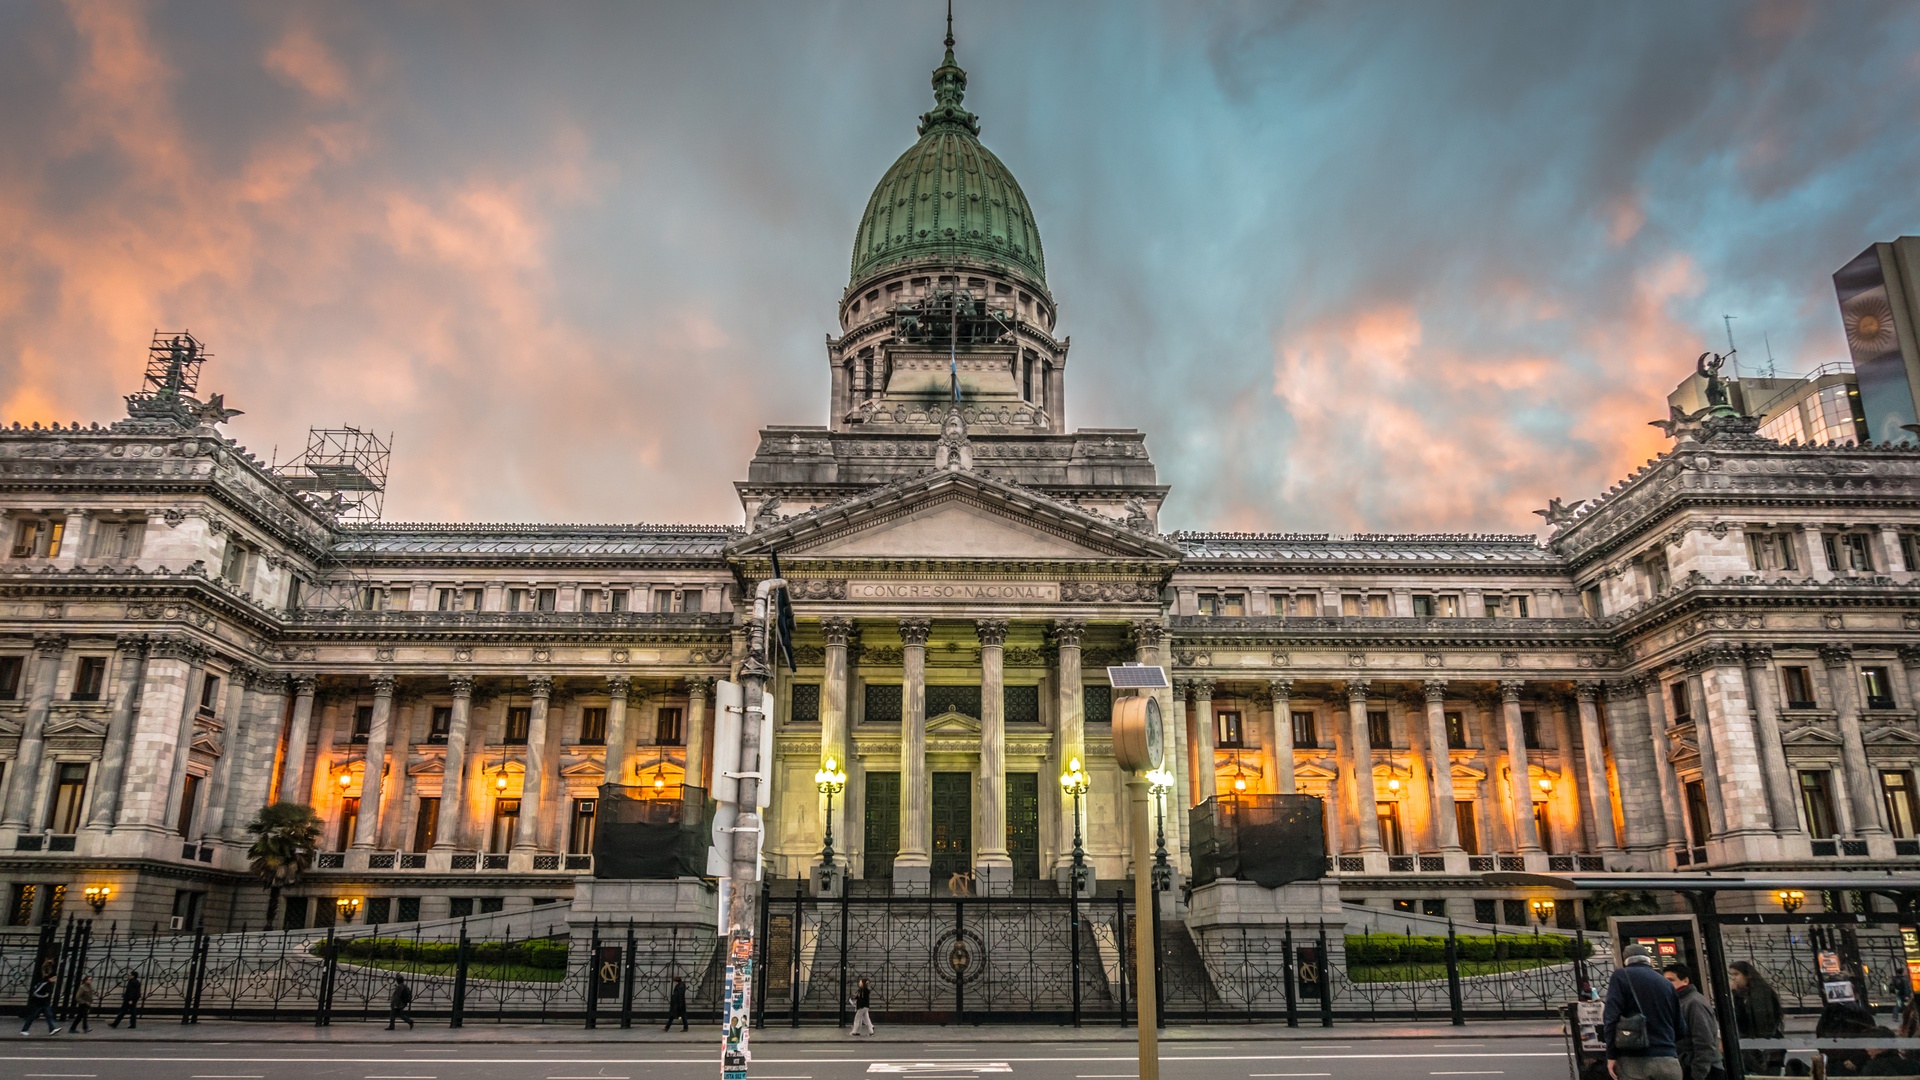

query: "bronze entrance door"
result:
(863, 771), (900, 881)
(1007, 773), (1040, 879)
(930, 772), (972, 884)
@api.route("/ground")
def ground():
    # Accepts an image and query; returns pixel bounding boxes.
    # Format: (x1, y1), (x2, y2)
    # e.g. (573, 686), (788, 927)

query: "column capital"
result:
(604, 674), (631, 698)
(1269, 678), (1293, 702)
(687, 676), (715, 696)
(1344, 679), (1370, 705)
(898, 618), (931, 647)
(821, 617), (855, 647)
(449, 674), (476, 698)
(1899, 645), (1920, 667)
(291, 673), (318, 696)
(33, 636), (67, 658)
(115, 636), (147, 658)
(1050, 620), (1086, 648)
(1129, 619), (1166, 647)
(1743, 644), (1776, 668)
(1191, 677), (1215, 701)
(371, 674), (398, 697)
(527, 673), (554, 697)
(232, 662), (264, 688)
(1424, 678), (1448, 703)
(1819, 644), (1854, 669)
(1575, 681), (1603, 703)
(975, 619), (1009, 647)
(257, 671), (290, 693)
(1498, 679), (1525, 703)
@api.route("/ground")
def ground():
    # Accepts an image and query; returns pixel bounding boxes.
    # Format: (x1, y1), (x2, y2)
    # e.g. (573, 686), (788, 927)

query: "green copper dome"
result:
(849, 38), (1046, 288)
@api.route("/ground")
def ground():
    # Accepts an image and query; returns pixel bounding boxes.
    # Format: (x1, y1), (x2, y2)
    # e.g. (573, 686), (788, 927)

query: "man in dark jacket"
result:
(664, 976), (688, 1032)
(1604, 944), (1686, 1080)
(108, 970), (141, 1029)
(18, 970), (59, 1035)
(1665, 963), (1724, 1080)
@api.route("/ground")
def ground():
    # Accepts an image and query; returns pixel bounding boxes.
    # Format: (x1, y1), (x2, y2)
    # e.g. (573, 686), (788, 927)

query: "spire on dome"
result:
(920, 1), (979, 136)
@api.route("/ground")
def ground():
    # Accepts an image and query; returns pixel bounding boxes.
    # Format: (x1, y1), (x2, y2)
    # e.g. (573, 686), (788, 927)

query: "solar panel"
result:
(1106, 665), (1169, 689)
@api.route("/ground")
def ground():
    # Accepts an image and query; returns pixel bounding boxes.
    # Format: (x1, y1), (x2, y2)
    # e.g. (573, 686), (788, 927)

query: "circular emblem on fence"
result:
(932, 927), (988, 986)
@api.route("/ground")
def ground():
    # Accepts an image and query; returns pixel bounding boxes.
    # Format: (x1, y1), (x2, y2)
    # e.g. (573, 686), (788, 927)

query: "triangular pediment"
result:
(730, 469), (1180, 564)
(560, 757), (609, 778)
(1783, 724), (1844, 746)
(45, 715), (107, 738)
(1865, 725), (1920, 745)
(927, 710), (980, 734)
(407, 758), (444, 778)
(1294, 762), (1340, 781)
(1449, 762), (1487, 782)
(191, 732), (223, 756)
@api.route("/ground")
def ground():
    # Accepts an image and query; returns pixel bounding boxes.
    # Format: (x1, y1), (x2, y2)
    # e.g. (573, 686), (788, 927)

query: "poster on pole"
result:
(721, 931), (755, 1080)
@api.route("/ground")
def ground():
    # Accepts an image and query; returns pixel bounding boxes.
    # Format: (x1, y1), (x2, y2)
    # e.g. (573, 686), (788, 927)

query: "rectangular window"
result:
(490, 799), (520, 853)
(436, 588), (455, 611)
(579, 707), (607, 744)
(1221, 593), (1245, 617)
(1444, 711), (1469, 750)
(1533, 801), (1554, 854)
(1437, 595), (1459, 618)
(71, 656), (106, 701)
(337, 796), (360, 850)
(1520, 710), (1541, 750)
(428, 706), (452, 743)
(1580, 586), (1602, 618)
(198, 673), (221, 717)
(364, 897), (390, 924)
(1377, 802), (1405, 856)
(789, 683), (821, 724)
(7, 883), (36, 926)
(397, 896), (420, 922)
(608, 589), (628, 613)
(411, 797), (439, 853)
(1455, 801), (1481, 854)
(47, 763), (87, 834)
(91, 519), (145, 560)
(0, 656), (21, 699)
(479, 897), (504, 914)
(1083, 684), (1112, 725)
(506, 587), (528, 612)
(683, 590), (704, 613)
(578, 589), (600, 612)
(503, 707), (530, 745)
(864, 683), (903, 723)
(1341, 594), (1362, 617)
(1412, 595), (1435, 617)
(654, 706), (684, 746)
(352, 704), (374, 743)
(535, 588), (557, 612)
(1291, 711), (1317, 749)
(463, 587), (484, 611)
(219, 540), (248, 584)
(653, 588), (676, 612)
(1365, 595), (1389, 617)
(569, 799), (597, 853)
(1513, 594), (1530, 618)
(1844, 533), (1874, 572)
(1863, 666), (1896, 710)
(1644, 552), (1671, 594)
(1294, 594), (1319, 616)
(447, 897), (473, 919)
(1196, 593), (1217, 617)
(1903, 534), (1919, 574)
(9, 517), (62, 559)
(1367, 710), (1392, 749)
(1216, 710), (1245, 749)
(1883, 771), (1919, 839)
(1668, 681), (1693, 724)
(1006, 684), (1041, 724)
(1483, 596), (1503, 618)
(1782, 666), (1817, 709)
(176, 773), (202, 837)
(1684, 779), (1711, 847)
(1800, 771), (1838, 839)
(1747, 531), (1800, 572)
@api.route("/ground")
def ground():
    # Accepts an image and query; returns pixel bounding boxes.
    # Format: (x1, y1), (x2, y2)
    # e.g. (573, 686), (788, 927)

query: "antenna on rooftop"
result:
(1763, 331), (1777, 380)
(1723, 314), (1740, 379)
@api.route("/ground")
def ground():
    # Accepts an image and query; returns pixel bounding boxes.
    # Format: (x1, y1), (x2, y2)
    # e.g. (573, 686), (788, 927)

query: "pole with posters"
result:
(719, 574), (787, 1080)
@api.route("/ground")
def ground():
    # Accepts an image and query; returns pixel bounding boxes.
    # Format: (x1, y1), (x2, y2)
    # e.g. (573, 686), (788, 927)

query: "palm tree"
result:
(246, 802), (322, 927)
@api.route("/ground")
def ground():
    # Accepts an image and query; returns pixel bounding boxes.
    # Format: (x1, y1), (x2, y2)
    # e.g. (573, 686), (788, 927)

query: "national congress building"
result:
(3, 30), (1919, 934)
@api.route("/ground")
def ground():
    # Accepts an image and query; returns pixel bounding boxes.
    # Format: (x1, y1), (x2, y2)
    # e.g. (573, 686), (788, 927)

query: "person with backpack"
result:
(19, 969), (59, 1036)
(386, 974), (414, 1031)
(1603, 943), (1686, 1080)
(107, 970), (141, 1029)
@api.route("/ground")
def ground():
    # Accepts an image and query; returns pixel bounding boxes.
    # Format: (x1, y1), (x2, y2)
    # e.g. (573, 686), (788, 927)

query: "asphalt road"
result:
(0, 1034), (1574, 1080)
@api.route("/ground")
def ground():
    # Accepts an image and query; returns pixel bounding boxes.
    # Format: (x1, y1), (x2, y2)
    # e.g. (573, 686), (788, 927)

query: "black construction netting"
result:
(592, 783), (713, 879)
(1188, 794), (1327, 889)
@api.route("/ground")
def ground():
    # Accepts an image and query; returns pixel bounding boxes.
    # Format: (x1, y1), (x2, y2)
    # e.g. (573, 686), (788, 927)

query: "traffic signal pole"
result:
(722, 576), (784, 1080)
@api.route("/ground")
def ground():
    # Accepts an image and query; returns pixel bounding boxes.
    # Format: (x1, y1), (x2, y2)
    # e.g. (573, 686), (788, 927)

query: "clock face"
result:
(1143, 696), (1164, 770)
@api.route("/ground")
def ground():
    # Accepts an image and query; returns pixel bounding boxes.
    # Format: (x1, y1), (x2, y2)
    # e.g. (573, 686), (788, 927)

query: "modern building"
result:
(1836, 237), (1920, 445)
(7, 31), (1920, 937)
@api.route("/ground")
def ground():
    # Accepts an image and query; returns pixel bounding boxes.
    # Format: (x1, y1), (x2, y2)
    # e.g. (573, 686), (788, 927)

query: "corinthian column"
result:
(353, 675), (397, 850)
(1193, 679), (1218, 803)
(514, 674), (553, 853)
(894, 619), (931, 894)
(1574, 682), (1620, 855)
(1269, 679), (1296, 794)
(1053, 620), (1085, 872)
(1, 637), (67, 827)
(1423, 680), (1462, 852)
(88, 638), (148, 831)
(1501, 680), (1543, 854)
(975, 620), (1012, 892)
(436, 675), (475, 852)
(1346, 680), (1383, 854)
(819, 619), (853, 873)
(277, 675), (318, 807)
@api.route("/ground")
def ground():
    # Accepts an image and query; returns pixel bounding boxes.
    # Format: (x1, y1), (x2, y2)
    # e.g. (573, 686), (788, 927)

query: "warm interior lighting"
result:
(1145, 767), (1175, 794)
(336, 897), (361, 918)
(1538, 777), (1553, 793)
(337, 771), (352, 790)
(1386, 777), (1401, 792)
(653, 774), (667, 791)
(1530, 897), (1556, 922)
(495, 772), (509, 792)
(1233, 776), (1248, 793)
(1777, 889), (1805, 914)
(83, 886), (111, 913)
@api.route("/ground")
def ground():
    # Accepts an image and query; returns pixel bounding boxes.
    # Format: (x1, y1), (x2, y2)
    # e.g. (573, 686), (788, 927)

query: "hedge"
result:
(315, 937), (569, 971)
(1344, 932), (1594, 966)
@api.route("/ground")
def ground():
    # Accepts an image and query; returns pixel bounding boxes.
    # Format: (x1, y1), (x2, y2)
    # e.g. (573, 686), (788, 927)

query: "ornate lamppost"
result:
(1530, 897), (1557, 926)
(1146, 766), (1175, 892)
(1777, 889), (1806, 914)
(83, 886), (111, 915)
(815, 756), (847, 887)
(1060, 756), (1090, 894)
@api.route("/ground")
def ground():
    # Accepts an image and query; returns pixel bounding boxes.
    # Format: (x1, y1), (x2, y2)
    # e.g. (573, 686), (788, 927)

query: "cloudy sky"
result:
(4, 1), (1918, 534)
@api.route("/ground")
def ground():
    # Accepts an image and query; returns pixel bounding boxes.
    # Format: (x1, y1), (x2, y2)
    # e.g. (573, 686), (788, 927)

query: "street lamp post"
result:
(1146, 767), (1175, 892)
(1060, 757), (1090, 895)
(815, 756), (847, 890)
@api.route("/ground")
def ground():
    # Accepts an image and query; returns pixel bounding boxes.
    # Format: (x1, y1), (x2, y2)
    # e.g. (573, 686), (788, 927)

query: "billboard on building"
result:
(1834, 243), (1919, 444)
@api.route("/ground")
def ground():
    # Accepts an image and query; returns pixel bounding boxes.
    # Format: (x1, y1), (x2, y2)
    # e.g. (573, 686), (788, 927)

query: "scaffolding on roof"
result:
(274, 426), (392, 524)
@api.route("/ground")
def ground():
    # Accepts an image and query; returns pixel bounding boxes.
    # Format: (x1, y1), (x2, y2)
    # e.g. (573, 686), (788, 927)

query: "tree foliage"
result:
(246, 802), (322, 891)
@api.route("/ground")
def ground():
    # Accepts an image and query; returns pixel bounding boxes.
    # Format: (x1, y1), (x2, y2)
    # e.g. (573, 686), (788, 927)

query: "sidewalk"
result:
(32, 1018), (1567, 1044)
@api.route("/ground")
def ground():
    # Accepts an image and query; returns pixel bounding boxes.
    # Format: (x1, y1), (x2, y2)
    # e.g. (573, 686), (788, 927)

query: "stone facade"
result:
(4, 35), (1920, 934)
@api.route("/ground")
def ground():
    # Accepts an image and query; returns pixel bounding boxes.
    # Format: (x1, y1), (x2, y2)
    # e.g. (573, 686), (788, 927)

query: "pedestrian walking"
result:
(1665, 963), (1723, 1080)
(664, 976), (688, 1031)
(67, 976), (95, 1034)
(848, 977), (874, 1037)
(1602, 943), (1685, 1080)
(385, 974), (414, 1031)
(107, 970), (141, 1029)
(19, 970), (59, 1036)
(1730, 961), (1784, 1076)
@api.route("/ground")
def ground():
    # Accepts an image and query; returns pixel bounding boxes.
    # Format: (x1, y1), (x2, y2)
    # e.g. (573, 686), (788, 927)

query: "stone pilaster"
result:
(1, 637), (66, 828)
(514, 674), (553, 854)
(1640, 677), (1689, 860)
(160, 644), (210, 839)
(894, 618), (931, 894)
(975, 619), (1012, 891)
(201, 663), (261, 840)
(87, 638), (147, 831)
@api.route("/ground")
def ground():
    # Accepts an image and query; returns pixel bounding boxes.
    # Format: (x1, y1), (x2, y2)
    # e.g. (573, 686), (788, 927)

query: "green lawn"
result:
(337, 955), (567, 983)
(1346, 957), (1564, 983)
